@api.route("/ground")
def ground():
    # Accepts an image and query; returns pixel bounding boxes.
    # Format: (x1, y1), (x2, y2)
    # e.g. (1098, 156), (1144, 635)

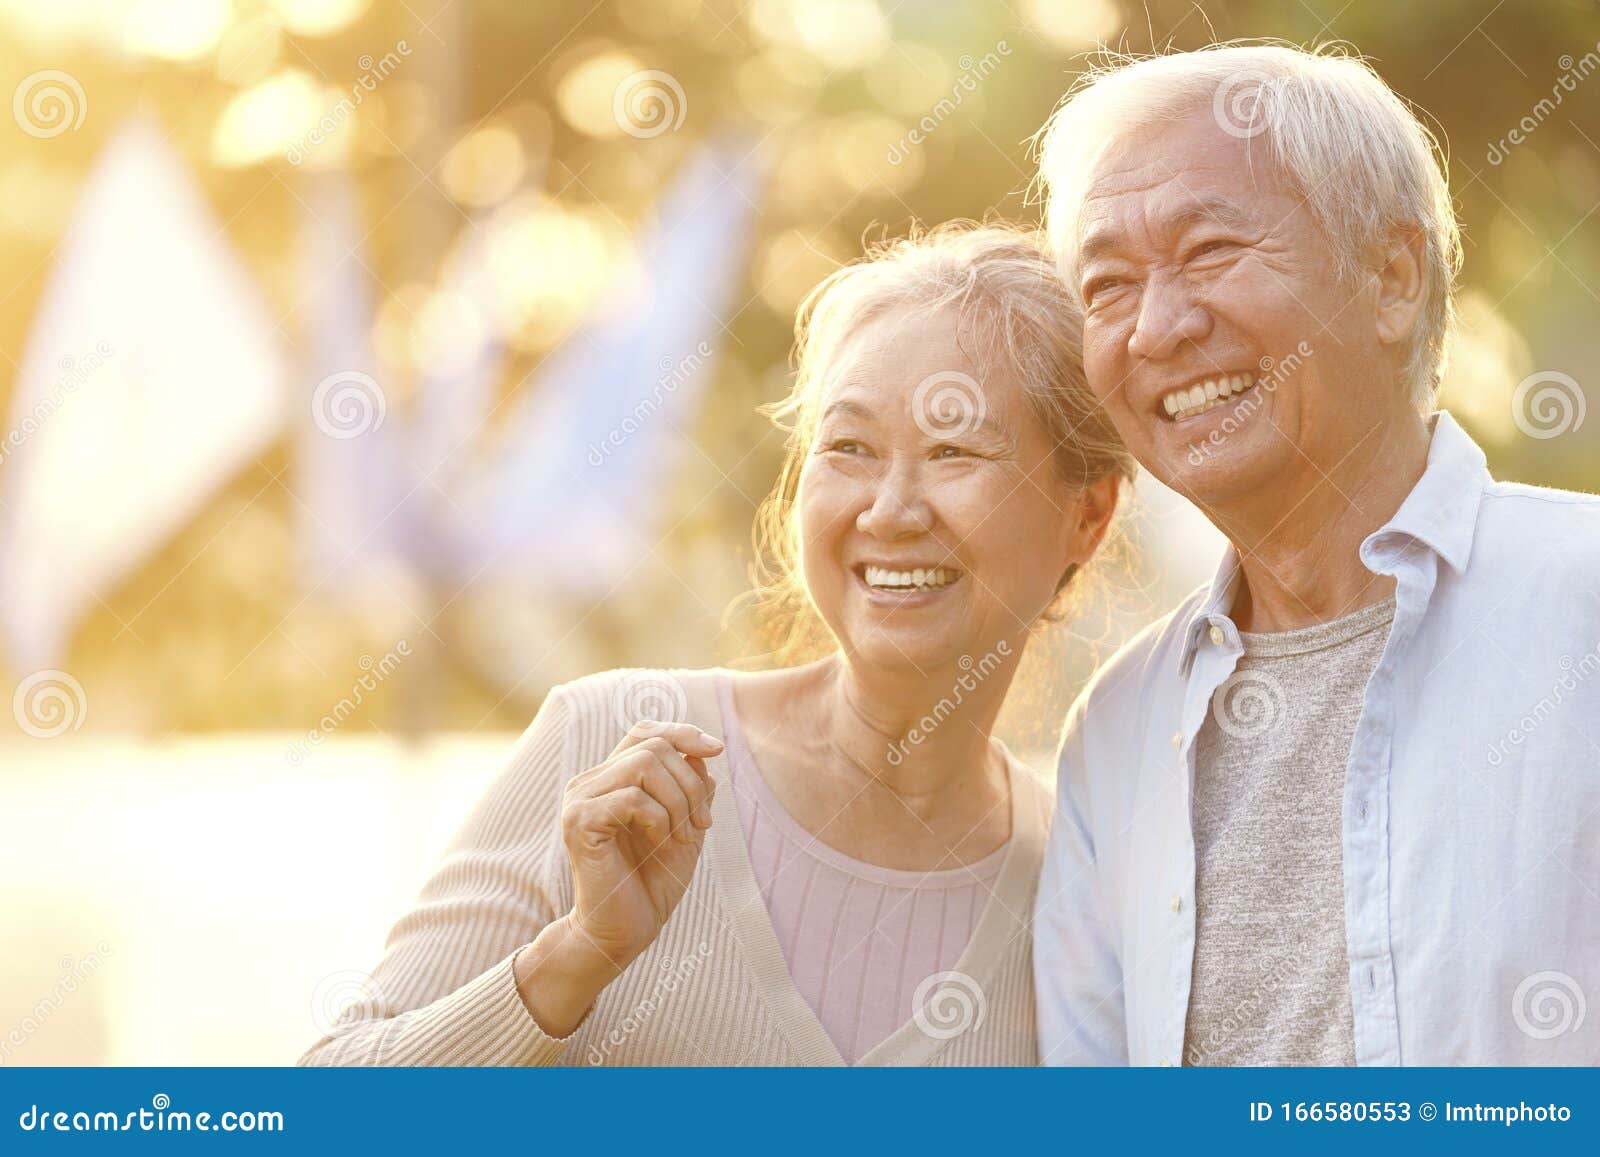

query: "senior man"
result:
(1032, 43), (1599, 1066)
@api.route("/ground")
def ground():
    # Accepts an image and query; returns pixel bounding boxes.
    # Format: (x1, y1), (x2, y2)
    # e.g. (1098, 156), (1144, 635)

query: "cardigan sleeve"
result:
(298, 685), (582, 1066)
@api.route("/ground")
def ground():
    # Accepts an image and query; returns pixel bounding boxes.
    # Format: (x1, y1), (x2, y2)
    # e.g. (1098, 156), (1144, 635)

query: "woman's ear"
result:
(1071, 471), (1121, 562)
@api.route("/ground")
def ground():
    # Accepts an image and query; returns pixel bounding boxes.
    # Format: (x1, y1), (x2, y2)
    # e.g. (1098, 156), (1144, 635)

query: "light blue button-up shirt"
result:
(1035, 411), (1600, 1065)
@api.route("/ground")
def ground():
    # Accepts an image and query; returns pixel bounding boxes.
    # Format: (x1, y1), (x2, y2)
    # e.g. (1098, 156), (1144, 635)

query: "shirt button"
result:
(1171, 731), (1182, 748)
(1208, 625), (1224, 645)
(1170, 894), (1182, 913)
(1159, 1059), (1172, 1067)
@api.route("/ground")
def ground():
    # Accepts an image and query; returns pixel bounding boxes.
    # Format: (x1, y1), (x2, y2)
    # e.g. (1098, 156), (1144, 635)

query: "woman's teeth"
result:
(863, 566), (957, 591)
(1162, 372), (1257, 421)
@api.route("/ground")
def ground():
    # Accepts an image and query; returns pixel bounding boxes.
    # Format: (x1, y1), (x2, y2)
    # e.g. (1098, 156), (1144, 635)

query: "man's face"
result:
(1071, 107), (1398, 514)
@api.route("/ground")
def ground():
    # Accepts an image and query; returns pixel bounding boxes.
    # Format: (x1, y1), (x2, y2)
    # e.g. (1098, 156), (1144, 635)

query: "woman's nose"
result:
(856, 464), (935, 539)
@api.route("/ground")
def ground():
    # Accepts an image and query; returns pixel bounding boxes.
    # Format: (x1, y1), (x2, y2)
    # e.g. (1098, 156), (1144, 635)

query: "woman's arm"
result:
(298, 687), (581, 1066)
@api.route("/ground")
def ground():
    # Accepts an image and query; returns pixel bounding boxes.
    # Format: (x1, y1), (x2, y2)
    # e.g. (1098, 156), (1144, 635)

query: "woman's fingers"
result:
(571, 745), (705, 844)
(612, 721), (724, 764)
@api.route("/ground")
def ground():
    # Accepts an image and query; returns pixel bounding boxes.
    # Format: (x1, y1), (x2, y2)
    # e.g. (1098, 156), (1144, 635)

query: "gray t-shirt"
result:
(1183, 596), (1396, 1066)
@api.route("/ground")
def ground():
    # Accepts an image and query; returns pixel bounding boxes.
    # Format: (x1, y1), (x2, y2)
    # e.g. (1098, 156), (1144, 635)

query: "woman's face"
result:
(796, 303), (1116, 675)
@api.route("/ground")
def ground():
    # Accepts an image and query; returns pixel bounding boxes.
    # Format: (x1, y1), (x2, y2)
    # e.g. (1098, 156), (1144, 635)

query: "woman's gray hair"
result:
(1033, 41), (1462, 410)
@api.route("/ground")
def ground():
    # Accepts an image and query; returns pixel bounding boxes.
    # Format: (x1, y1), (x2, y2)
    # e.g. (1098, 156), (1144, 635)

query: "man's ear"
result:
(1374, 225), (1427, 348)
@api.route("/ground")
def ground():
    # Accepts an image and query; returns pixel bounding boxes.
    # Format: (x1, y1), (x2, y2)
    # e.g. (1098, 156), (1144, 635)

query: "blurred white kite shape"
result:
(453, 136), (767, 595)
(0, 118), (287, 671)
(293, 170), (414, 598)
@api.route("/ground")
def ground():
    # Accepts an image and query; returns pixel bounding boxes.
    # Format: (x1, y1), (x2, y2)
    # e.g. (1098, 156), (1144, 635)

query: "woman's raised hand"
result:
(514, 722), (722, 1037)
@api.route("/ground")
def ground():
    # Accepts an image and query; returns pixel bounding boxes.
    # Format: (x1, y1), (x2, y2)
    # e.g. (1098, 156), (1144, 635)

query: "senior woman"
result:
(299, 223), (1130, 1067)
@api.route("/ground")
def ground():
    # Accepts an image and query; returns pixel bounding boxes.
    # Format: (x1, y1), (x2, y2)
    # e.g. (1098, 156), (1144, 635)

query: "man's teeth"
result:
(1161, 372), (1257, 420)
(863, 566), (957, 590)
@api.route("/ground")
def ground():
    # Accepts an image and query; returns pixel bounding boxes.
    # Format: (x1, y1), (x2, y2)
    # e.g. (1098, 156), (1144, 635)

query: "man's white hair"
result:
(1033, 41), (1462, 410)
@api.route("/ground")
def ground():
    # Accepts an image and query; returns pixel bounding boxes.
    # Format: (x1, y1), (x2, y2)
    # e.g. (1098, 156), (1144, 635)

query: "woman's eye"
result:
(826, 439), (862, 455)
(1085, 277), (1119, 301)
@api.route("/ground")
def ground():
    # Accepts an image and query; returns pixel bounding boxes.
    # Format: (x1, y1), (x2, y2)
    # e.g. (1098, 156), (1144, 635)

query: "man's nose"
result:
(1127, 274), (1212, 361)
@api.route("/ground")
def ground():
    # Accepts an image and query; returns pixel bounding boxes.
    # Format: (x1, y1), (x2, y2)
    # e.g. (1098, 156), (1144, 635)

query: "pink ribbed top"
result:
(716, 674), (1008, 1064)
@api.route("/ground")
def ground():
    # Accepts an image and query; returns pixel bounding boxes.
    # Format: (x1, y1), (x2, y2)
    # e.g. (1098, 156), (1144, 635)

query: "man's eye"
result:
(934, 445), (969, 460)
(1189, 239), (1233, 259)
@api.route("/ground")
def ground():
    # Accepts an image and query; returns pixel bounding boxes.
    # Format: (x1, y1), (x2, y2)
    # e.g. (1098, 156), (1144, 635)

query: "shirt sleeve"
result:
(298, 686), (580, 1066)
(1034, 692), (1129, 1065)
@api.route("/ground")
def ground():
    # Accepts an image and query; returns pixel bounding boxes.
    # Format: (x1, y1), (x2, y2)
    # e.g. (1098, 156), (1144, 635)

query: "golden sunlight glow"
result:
(215, 12), (284, 86)
(122, 0), (232, 62)
(266, 0), (371, 38)
(440, 125), (526, 208)
(749, 0), (887, 70)
(555, 46), (648, 139)
(1024, 0), (1122, 50)
(1436, 290), (1532, 446)
(482, 195), (631, 349)
(210, 68), (331, 167)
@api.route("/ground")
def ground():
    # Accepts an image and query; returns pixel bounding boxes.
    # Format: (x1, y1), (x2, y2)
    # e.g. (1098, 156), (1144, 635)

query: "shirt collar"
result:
(1177, 409), (1491, 674)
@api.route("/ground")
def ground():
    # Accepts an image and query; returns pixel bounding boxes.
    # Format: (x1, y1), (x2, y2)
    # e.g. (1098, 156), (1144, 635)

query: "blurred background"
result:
(1, 0), (1596, 1064)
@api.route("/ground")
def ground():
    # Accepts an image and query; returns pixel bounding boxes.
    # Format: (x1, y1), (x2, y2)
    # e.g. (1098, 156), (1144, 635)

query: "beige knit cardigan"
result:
(298, 666), (1051, 1066)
